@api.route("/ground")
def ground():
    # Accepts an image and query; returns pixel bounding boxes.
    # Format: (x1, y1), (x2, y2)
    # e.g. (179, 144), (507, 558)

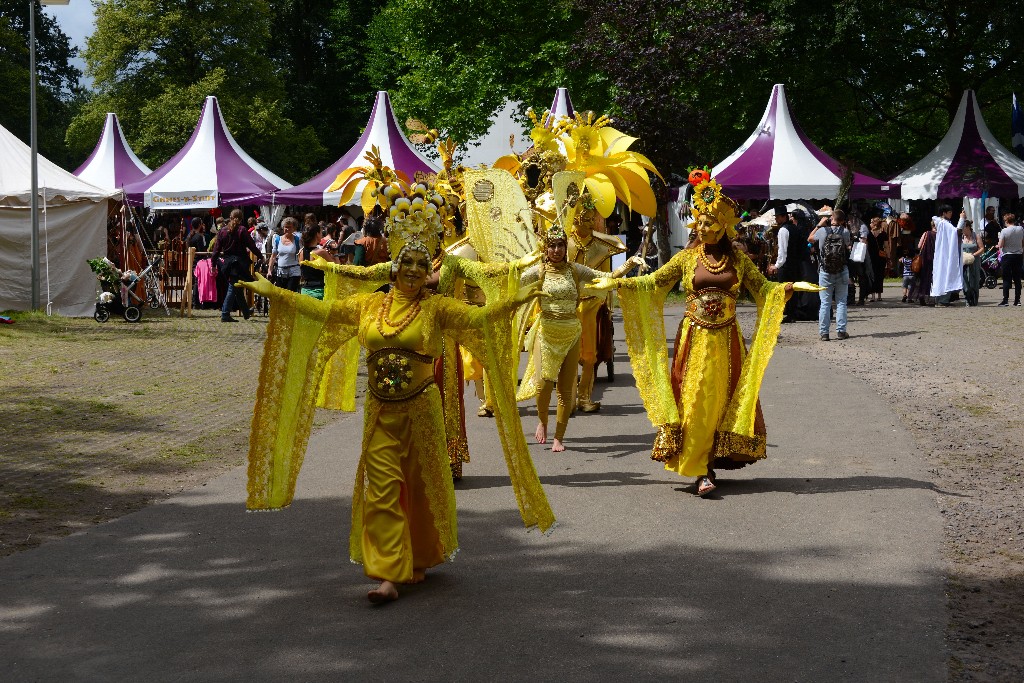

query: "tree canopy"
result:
(0, 0), (82, 168)
(66, 0), (324, 182)
(1, 0), (1016, 191)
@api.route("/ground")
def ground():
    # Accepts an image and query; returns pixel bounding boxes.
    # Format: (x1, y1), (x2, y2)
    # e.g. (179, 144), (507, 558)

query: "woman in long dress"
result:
(593, 175), (792, 496)
(239, 180), (553, 604)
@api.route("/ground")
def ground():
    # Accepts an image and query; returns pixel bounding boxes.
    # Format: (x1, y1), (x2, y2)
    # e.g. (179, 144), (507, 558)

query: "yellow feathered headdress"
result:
(494, 109), (663, 218)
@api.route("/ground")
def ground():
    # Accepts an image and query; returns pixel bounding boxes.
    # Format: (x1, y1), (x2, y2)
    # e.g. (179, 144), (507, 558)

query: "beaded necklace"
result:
(376, 289), (422, 339)
(697, 243), (730, 274)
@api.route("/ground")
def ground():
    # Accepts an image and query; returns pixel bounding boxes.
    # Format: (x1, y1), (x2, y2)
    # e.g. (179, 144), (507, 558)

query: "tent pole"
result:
(29, 0), (40, 310)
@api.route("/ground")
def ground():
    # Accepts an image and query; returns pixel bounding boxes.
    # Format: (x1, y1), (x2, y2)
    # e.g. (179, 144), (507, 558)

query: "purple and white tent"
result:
(549, 87), (575, 120)
(73, 113), (151, 191)
(891, 90), (1024, 199)
(272, 91), (438, 206)
(123, 96), (291, 209)
(712, 84), (896, 200)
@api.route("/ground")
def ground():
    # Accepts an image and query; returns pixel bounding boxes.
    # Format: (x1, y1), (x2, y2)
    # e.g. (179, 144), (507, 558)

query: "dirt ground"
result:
(0, 308), (337, 556)
(774, 283), (1023, 682)
(1, 280), (1021, 681)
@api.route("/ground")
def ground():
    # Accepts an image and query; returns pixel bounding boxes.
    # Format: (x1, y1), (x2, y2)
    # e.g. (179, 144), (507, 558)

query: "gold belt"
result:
(685, 288), (736, 329)
(366, 348), (435, 401)
(540, 309), (579, 320)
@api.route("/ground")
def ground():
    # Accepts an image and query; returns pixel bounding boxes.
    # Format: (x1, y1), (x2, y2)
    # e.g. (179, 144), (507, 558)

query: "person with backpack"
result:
(811, 208), (853, 341)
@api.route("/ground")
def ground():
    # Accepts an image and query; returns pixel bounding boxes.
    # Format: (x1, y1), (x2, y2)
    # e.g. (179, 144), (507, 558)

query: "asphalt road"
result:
(0, 309), (946, 682)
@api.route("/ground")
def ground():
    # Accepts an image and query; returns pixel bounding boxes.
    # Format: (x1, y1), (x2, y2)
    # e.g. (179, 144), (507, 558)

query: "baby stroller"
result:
(979, 247), (1000, 289)
(89, 256), (165, 323)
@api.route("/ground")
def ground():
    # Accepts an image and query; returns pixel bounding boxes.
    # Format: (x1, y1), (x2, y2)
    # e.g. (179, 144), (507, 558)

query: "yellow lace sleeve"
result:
(314, 261), (390, 411)
(614, 250), (686, 290)
(245, 287), (368, 510)
(431, 295), (556, 533)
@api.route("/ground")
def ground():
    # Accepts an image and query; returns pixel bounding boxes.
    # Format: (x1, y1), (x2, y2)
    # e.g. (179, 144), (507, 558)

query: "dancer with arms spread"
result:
(592, 172), (795, 497)
(240, 165), (553, 604)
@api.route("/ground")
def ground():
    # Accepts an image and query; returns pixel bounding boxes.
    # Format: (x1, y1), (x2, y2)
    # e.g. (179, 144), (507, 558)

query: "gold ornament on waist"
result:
(366, 347), (436, 401)
(685, 287), (737, 330)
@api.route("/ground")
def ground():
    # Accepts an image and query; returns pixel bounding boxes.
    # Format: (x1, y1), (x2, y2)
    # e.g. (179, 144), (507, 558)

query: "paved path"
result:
(0, 310), (946, 681)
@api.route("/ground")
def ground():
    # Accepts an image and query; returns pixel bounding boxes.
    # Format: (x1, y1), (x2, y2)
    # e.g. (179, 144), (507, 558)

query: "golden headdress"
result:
(688, 170), (742, 239)
(496, 109), (663, 219)
(328, 147), (452, 262)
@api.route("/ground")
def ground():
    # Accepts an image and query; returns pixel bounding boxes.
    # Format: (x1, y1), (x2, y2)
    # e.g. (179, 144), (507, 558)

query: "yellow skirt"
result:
(351, 386), (458, 582)
(666, 319), (740, 478)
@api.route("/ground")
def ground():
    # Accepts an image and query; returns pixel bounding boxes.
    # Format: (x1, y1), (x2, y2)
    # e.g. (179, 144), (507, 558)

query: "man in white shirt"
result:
(997, 212), (1024, 306)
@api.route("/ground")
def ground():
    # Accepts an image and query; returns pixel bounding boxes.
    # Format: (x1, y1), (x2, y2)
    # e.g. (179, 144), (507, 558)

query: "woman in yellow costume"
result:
(239, 168), (553, 604)
(520, 218), (645, 453)
(593, 171), (794, 496)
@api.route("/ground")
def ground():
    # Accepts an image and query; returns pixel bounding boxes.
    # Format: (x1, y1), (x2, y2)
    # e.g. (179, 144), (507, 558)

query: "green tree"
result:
(0, 1), (82, 167)
(737, 0), (1024, 178)
(66, 0), (324, 182)
(267, 0), (384, 170)
(364, 0), (598, 151)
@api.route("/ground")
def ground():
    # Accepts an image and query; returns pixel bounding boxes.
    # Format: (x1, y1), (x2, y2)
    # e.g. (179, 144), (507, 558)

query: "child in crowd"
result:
(899, 247), (914, 302)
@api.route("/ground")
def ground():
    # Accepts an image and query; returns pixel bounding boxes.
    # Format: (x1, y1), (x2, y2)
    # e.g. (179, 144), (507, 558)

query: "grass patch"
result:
(6, 494), (66, 510)
(159, 443), (217, 465)
(963, 403), (992, 417)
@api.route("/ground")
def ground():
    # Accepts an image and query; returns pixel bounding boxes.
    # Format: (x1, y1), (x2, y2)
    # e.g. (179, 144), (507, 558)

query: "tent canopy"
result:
(122, 96), (291, 209)
(549, 87), (575, 120)
(73, 113), (151, 191)
(272, 91), (438, 206)
(712, 84), (896, 200)
(1, 123), (114, 205)
(892, 90), (1024, 199)
(0, 122), (115, 316)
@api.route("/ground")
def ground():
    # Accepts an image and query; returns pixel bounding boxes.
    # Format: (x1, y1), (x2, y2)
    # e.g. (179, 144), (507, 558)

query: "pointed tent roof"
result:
(73, 113), (151, 190)
(0, 122), (115, 205)
(272, 91), (438, 206)
(549, 87), (575, 120)
(892, 90), (1024, 199)
(712, 84), (896, 200)
(122, 96), (291, 209)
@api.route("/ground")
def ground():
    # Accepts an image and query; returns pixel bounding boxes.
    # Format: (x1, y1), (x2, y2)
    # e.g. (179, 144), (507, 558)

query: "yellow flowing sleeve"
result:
(715, 252), (787, 453)
(246, 283), (372, 510)
(308, 259), (391, 411)
(432, 294), (556, 533)
(613, 252), (687, 429)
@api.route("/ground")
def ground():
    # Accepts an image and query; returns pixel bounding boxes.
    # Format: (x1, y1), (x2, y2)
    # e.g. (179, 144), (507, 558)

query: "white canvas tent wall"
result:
(0, 123), (116, 316)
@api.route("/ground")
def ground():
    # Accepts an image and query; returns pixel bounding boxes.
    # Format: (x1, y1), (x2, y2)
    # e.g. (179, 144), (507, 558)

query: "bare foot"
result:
(409, 570), (426, 584)
(551, 438), (565, 452)
(696, 476), (716, 497)
(367, 580), (399, 604)
(535, 422), (547, 444)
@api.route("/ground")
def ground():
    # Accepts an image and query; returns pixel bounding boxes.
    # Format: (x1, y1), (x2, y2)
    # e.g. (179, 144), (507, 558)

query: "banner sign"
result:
(146, 191), (219, 209)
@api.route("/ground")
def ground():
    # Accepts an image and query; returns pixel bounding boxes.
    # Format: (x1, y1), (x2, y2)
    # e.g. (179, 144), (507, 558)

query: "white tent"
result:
(460, 101), (529, 167)
(123, 96), (292, 209)
(73, 113), (151, 190)
(0, 123), (116, 316)
(891, 90), (1024, 199)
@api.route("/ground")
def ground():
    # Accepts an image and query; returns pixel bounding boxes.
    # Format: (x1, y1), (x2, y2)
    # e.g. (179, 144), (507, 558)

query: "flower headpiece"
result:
(689, 172), (741, 240)
(493, 108), (662, 219)
(328, 147), (451, 263)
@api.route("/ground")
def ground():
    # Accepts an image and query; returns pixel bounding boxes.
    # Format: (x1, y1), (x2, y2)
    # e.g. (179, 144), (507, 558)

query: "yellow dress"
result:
(516, 262), (606, 401)
(615, 249), (788, 477)
(244, 274), (554, 584)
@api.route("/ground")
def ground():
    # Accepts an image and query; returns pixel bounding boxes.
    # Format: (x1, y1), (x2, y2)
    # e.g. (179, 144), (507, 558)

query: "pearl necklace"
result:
(698, 243), (730, 274)
(376, 290), (422, 338)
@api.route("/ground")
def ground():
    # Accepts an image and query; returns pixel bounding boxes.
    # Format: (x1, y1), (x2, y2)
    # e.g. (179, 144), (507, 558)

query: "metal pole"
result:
(29, 0), (40, 310)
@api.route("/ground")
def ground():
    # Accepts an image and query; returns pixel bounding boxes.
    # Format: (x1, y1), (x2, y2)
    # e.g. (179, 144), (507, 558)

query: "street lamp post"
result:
(28, 0), (70, 311)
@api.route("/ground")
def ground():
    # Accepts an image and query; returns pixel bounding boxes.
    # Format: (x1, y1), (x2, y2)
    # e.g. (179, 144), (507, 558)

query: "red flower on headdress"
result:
(689, 169), (710, 186)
